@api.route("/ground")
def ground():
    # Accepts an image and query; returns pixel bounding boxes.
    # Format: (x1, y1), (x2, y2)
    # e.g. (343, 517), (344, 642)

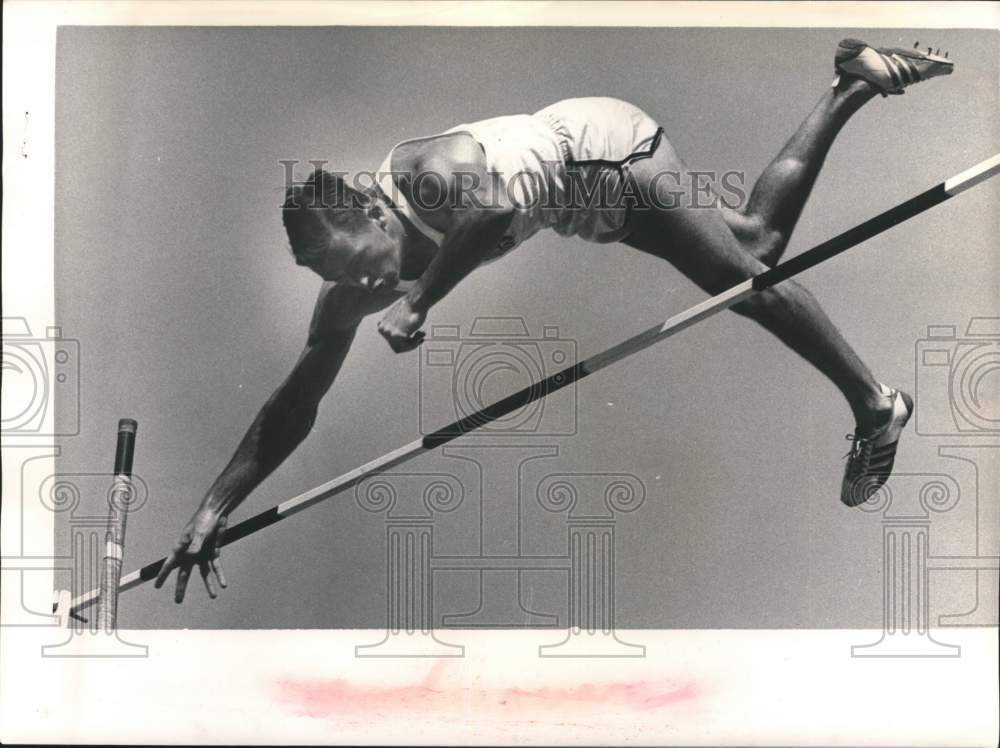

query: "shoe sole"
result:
(834, 39), (954, 96)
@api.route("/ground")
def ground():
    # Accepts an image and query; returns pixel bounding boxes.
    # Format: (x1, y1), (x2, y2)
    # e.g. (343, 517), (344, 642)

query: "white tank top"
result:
(375, 114), (559, 287)
(375, 98), (663, 292)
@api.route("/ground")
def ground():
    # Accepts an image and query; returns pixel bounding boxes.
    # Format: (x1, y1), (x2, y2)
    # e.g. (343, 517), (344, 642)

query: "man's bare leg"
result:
(623, 39), (954, 503)
(724, 38), (954, 269)
(626, 129), (890, 431)
(724, 77), (877, 267)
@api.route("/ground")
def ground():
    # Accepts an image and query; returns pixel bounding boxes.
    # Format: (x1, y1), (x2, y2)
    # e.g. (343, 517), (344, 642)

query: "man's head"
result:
(282, 169), (404, 291)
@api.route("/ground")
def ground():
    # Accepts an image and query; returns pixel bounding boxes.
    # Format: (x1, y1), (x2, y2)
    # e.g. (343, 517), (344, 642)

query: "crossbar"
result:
(66, 153), (1000, 616)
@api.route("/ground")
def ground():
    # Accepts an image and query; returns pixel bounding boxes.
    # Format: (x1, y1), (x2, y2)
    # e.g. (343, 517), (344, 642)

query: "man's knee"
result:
(740, 214), (785, 265)
(721, 207), (761, 241)
(732, 280), (802, 319)
(698, 251), (769, 297)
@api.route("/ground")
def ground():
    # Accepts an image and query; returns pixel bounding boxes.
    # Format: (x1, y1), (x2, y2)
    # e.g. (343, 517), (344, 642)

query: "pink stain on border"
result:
(275, 661), (699, 719)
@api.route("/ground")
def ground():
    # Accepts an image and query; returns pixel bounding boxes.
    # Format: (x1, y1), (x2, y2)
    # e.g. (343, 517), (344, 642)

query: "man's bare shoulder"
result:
(398, 131), (486, 176)
(308, 282), (403, 344)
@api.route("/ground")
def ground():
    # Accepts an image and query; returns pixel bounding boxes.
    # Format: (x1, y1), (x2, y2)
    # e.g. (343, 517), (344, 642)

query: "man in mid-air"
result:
(155, 39), (954, 602)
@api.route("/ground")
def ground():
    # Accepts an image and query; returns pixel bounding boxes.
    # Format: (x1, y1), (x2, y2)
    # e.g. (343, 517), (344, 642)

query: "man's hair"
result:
(282, 169), (372, 264)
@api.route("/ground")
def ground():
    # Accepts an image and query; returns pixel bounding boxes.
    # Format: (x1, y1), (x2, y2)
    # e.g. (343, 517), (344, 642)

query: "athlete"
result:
(156, 39), (954, 602)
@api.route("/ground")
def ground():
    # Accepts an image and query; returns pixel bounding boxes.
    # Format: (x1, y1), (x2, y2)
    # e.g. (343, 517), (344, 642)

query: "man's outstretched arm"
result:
(198, 326), (357, 519)
(156, 283), (399, 602)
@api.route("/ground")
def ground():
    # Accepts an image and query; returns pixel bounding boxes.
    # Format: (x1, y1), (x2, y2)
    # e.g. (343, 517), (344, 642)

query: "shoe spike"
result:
(914, 40), (919, 48)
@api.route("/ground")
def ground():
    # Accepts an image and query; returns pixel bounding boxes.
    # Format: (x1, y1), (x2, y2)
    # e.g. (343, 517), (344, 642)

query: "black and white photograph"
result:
(2, 1), (998, 745)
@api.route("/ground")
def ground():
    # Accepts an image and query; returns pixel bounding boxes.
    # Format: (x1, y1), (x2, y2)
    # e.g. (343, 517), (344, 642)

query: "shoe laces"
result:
(844, 433), (874, 471)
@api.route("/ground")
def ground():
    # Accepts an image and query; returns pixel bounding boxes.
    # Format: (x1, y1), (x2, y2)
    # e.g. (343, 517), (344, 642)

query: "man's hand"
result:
(154, 506), (229, 603)
(377, 295), (427, 353)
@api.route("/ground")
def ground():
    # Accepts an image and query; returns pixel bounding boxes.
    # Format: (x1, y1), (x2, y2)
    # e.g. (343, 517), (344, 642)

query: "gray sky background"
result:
(54, 27), (998, 629)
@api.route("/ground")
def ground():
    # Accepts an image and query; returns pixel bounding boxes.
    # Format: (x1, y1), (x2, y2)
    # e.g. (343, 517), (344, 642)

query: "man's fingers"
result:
(380, 330), (422, 354)
(199, 561), (217, 599)
(153, 556), (172, 588)
(380, 331), (400, 352)
(155, 532), (193, 587)
(377, 320), (423, 353)
(395, 334), (424, 353)
(158, 515), (229, 599)
(210, 557), (228, 589)
(154, 551), (180, 588)
(175, 564), (192, 604)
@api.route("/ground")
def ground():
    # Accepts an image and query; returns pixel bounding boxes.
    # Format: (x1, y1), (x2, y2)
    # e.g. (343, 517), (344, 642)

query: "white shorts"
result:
(533, 97), (664, 243)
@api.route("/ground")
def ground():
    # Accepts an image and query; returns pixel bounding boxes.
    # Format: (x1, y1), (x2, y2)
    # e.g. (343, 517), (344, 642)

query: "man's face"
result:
(300, 220), (402, 292)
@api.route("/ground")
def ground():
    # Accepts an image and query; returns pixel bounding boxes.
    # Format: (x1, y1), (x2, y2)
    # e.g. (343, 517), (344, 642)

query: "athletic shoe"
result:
(841, 386), (914, 507)
(833, 39), (954, 96)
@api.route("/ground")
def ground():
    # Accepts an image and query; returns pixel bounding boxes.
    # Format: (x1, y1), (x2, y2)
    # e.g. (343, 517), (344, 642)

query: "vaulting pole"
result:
(95, 418), (138, 629)
(66, 153), (1000, 617)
